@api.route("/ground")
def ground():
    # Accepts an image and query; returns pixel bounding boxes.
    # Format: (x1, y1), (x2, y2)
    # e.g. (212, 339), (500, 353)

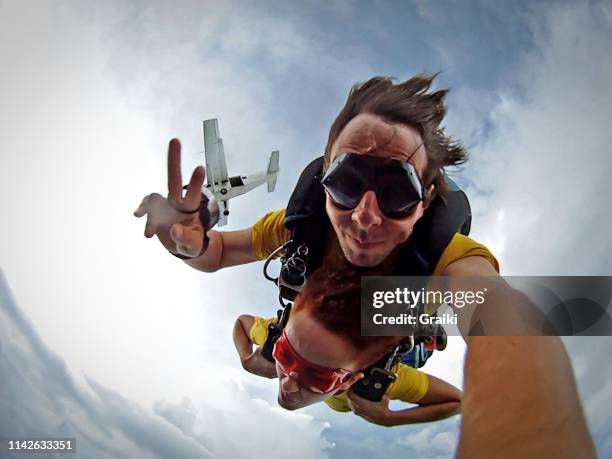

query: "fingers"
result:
(144, 217), (157, 238)
(338, 371), (365, 393)
(350, 402), (362, 415)
(347, 388), (367, 404)
(134, 194), (162, 238)
(170, 224), (184, 242)
(134, 193), (163, 218)
(133, 195), (150, 218)
(167, 138), (205, 211)
(167, 138), (183, 202)
(133, 203), (146, 218)
(184, 165), (205, 209)
(346, 393), (364, 415)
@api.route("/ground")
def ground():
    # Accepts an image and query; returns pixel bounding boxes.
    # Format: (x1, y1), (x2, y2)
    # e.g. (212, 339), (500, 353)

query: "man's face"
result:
(326, 113), (432, 267)
(275, 311), (374, 410)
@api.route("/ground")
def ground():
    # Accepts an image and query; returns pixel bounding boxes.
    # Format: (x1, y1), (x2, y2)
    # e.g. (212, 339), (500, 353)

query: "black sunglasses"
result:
(321, 153), (428, 219)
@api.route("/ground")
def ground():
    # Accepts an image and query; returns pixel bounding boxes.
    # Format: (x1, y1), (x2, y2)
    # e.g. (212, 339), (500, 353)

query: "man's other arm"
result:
(444, 257), (596, 458)
(457, 336), (596, 459)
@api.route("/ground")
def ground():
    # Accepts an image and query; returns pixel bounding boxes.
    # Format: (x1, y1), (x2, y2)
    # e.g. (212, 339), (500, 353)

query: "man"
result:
(134, 74), (500, 294)
(233, 265), (462, 426)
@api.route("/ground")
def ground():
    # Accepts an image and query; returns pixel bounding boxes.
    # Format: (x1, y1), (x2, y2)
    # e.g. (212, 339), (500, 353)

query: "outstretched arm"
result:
(444, 257), (596, 457)
(457, 336), (596, 459)
(232, 315), (277, 379)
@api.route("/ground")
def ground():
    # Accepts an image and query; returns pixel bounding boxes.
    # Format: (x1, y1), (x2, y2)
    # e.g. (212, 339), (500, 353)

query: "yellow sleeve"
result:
(248, 317), (277, 347)
(386, 363), (429, 403)
(251, 209), (291, 260)
(324, 363), (429, 412)
(433, 233), (500, 276)
(325, 392), (352, 412)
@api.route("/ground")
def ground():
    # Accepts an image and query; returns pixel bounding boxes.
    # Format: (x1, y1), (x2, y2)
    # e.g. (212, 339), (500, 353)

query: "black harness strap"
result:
(396, 178), (471, 276)
(284, 157), (329, 277)
(261, 303), (292, 363)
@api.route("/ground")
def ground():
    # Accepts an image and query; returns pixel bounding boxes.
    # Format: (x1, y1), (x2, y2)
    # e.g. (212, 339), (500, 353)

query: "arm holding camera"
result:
(443, 257), (596, 458)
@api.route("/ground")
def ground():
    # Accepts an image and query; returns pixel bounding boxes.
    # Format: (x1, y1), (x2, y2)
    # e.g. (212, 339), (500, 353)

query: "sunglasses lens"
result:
(273, 332), (349, 393)
(273, 337), (294, 371)
(322, 162), (366, 210)
(378, 183), (421, 218)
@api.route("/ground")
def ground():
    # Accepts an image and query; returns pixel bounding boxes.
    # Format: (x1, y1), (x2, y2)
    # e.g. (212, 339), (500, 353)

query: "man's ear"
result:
(337, 372), (364, 392)
(422, 183), (435, 211)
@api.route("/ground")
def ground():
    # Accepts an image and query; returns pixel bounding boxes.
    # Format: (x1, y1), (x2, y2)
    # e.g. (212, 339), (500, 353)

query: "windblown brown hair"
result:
(324, 73), (468, 197)
(292, 262), (406, 354)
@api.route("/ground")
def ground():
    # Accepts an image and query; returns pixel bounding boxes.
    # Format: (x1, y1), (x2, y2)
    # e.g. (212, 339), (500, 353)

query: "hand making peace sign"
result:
(134, 138), (208, 258)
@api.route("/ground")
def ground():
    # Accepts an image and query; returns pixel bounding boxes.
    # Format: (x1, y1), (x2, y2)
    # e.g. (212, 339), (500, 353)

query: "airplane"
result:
(202, 118), (279, 227)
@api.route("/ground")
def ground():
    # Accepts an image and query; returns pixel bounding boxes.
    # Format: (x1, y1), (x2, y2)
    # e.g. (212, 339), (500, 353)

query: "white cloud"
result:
(0, 271), (215, 459)
(155, 391), (332, 459)
(459, 1), (612, 452)
(464, 2), (612, 276)
(396, 420), (459, 458)
(563, 336), (612, 439)
(0, 271), (333, 458)
(409, 0), (448, 24)
(602, 434), (612, 459)
(1, 1), (611, 457)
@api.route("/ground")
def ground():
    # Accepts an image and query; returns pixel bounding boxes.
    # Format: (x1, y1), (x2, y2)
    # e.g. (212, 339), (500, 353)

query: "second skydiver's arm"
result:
(233, 314), (256, 364)
(232, 315), (278, 379)
(347, 374), (461, 427)
(394, 374), (462, 424)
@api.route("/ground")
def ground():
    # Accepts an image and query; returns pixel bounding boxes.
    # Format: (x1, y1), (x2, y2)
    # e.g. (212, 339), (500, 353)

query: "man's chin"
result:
(277, 394), (302, 411)
(342, 245), (388, 268)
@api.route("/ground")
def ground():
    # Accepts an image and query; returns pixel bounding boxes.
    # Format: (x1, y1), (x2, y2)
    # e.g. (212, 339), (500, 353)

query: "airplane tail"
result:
(266, 150), (279, 192)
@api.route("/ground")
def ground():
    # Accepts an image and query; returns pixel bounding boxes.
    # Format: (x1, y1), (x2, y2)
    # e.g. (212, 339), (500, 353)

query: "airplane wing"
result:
(203, 119), (229, 191)
(266, 150), (279, 192)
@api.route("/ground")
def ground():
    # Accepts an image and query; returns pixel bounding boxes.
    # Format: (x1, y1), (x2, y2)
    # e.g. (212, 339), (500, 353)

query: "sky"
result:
(0, 0), (611, 458)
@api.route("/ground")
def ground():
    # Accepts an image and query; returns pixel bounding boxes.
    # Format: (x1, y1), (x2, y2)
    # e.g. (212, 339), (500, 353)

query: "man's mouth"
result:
(345, 232), (384, 248)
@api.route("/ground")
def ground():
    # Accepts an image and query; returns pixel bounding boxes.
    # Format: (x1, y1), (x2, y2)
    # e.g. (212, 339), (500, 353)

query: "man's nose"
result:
(351, 190), (383, 229)
(280, 371), (300, 393)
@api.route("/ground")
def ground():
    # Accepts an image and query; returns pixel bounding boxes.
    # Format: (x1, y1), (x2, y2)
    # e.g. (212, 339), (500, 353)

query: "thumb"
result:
(342, 372), (365, 393)
(171, 224), (204, 256)
(170, 224), (185, 243)
(348, 371), (365, 385)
